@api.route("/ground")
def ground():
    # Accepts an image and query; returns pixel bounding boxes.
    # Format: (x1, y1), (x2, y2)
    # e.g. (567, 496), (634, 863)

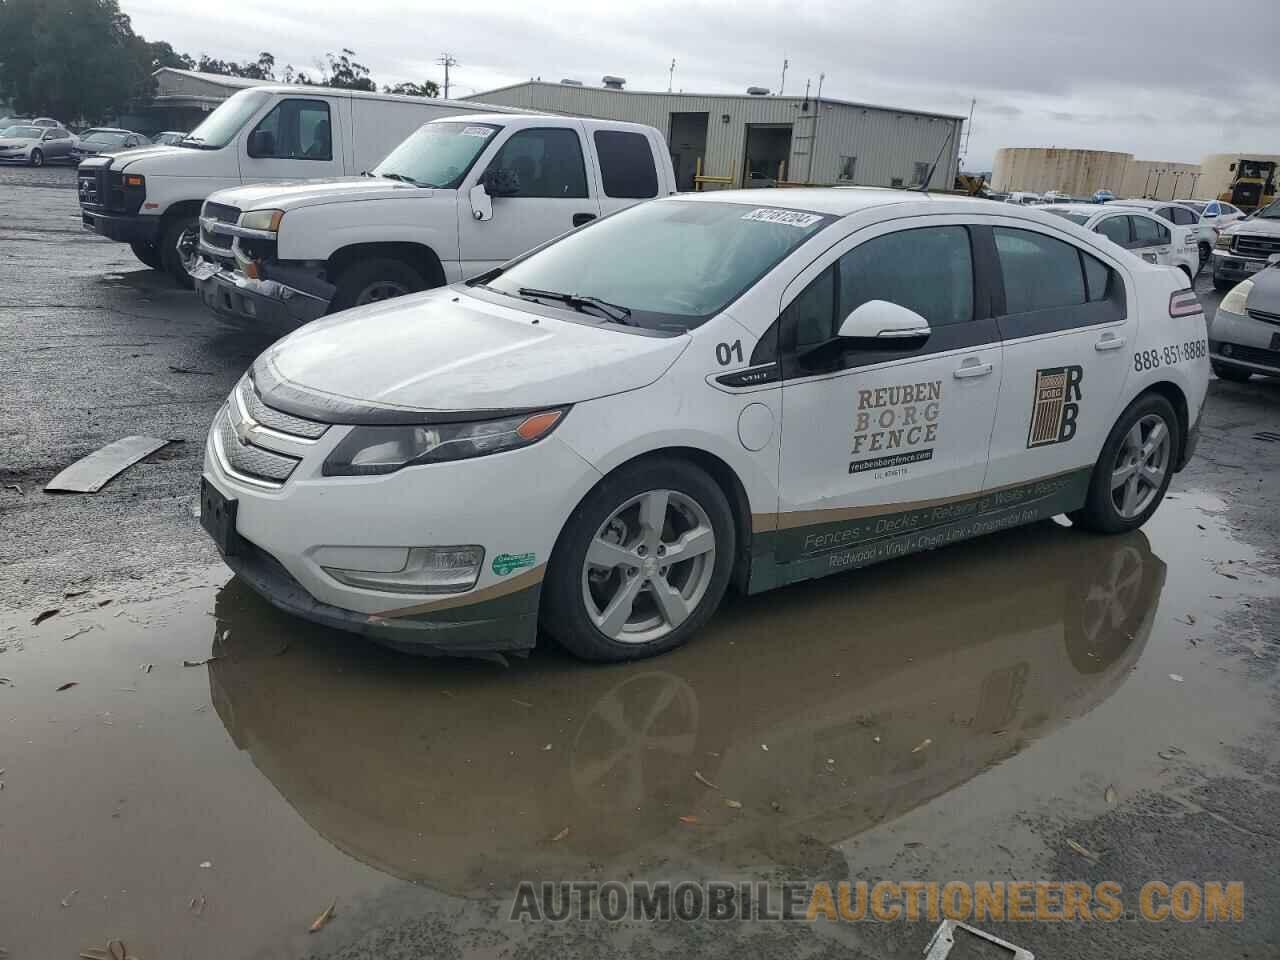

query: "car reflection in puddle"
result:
(206, 520), (1163, 897)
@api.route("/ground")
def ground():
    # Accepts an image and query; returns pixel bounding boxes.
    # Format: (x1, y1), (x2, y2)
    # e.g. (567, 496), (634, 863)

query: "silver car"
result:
(0, 124), (76, 166)
(72, 128), (150, 159)
(1209, 261), (1280, 381)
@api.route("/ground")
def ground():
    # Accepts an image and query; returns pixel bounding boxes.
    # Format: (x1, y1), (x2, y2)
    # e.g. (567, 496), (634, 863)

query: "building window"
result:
(838, 156), (856, 181)
(911, 161), (931, 186)
(891, 177), (904, 188)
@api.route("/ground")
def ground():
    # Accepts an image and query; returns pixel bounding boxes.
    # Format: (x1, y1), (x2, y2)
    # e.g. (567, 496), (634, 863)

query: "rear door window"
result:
(593, 130), (659, 199)
(1096, 216), (1130, 246)
(1131, 215), (1168, 246)
(1170, 207), (1197, 226)
(994, 227), (1085, 313)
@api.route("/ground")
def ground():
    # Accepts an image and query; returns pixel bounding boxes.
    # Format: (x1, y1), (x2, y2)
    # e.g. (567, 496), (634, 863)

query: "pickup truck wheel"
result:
(28, 148), (43, 167)
(129, 240), (163, 270)
(331, 258), (426, 312)
(160, 215), (200, 289)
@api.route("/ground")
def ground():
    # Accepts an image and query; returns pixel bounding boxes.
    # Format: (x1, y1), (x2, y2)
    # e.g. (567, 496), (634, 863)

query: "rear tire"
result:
(1212, 361), (1252, 382)
(1072, 393), (1179, 535)
(330, 258), (427, 313)
(29, 148), (43, 167)
(160, 214), (199, 289)
(129, 240), (163, 270)
(541, 457), (736, 662)
(1198, 241), (1211, 267)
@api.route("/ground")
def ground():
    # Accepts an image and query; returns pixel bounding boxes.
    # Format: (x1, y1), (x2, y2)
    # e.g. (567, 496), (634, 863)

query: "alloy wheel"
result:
(1110, 414), (1170, 519)
(581, 489), (717, 645)
(355, 280), (410, 305)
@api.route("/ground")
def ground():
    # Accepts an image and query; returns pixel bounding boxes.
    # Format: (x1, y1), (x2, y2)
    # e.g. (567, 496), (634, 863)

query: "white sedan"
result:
(201, 190), (1209, 661)
(1043, 202), (1199, 281)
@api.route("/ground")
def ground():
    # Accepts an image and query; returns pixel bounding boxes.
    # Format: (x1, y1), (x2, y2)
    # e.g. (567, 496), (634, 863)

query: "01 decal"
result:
(1027, 365), (1083, 448)
(849, 380), (942, 475)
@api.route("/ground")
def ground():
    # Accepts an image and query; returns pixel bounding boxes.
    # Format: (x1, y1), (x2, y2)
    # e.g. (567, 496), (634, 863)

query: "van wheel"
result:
(1212, 361), (1252, 382)
(1072, 394), (1179, 535)
(129, 240), (163, 270)
(160, 214), (199, 289)
(29, 148), (43, 167)
(331, 258), (426, 312)
(542, 458), (736, 662)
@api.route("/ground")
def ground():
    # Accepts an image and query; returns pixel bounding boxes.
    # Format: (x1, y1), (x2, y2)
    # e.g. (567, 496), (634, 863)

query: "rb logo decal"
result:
(1027, 365), (1083, 447)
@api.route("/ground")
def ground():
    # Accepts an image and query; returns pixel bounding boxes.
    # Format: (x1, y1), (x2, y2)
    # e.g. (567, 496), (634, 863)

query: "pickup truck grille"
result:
(1232, 234), (1280, 259)
(200, 202), (240, 258)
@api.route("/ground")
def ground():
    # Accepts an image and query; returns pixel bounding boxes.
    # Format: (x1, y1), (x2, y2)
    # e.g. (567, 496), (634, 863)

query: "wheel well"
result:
(327, 242), (446, 288)
(161, 200), (202, 228)
(1140, 381), (1190, 465)
(1179, 264), (1194, 282)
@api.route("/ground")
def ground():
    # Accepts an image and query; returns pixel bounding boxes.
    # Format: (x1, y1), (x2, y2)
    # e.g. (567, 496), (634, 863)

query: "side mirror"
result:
(469, 183), (492, 222)
(481, 167), (521, 198)
(837, 300), (932, 342)
(247, 129), (275, 158)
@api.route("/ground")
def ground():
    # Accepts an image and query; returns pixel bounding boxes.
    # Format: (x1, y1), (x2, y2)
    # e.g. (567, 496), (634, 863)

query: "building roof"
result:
(467, 80), (967, 122)
(152, 67), (271, 90)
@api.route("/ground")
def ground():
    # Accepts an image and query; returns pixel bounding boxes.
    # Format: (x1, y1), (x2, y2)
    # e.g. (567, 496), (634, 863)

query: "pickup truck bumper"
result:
(193, 259), (332, 331)
(81, 209), (159, 245)
(1211, 249), (1269, 284)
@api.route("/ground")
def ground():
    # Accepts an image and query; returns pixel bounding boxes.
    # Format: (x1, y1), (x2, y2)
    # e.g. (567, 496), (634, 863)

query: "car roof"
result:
(1042, 203), (1113, 219)
(668, 185), (981, 216)
(83, 128), (133, 134)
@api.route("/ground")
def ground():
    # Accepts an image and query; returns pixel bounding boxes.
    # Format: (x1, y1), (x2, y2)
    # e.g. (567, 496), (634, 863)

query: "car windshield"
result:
(2, 125), (41, 138)
(1254, 200), (1280, 219)
(83, 132), (128, 146)
(1043, 208), (1091, 226)
(1183, 202), (1206, 215)
(184, 89), (269, 148)
(372, 121), (501, 189)
(486, 199), (833, 331)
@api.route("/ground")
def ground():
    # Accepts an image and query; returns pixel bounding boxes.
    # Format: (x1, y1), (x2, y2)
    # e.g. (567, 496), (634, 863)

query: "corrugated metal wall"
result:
(465, 83), (962, 190)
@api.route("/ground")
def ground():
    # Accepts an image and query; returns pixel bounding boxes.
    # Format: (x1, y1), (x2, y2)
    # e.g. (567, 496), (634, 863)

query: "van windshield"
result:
(372, 122), (501, 189)
(184, 90), (270, 148)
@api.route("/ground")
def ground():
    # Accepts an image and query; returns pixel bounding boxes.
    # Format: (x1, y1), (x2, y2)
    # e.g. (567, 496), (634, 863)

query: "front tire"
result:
(129, 240), (163, 270)
(160, 214), (199, 288)
(542, 458), (736, 662)
(28, 148), (43, 167)
(330, 258), (426, 313)
(1212, 361), (1252, 382)
(1213, 274), (1233, 292)
(1073, 393), (1179, 534)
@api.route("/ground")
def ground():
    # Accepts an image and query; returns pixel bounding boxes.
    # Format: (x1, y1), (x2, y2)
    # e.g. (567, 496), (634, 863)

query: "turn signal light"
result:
(124, 174), (144, 188)
(516, 410), (563, 441)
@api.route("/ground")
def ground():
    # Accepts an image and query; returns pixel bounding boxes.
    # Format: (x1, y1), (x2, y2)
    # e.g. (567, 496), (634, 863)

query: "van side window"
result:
(248, 99), (332, 161)
(994, 228), (1085, 312)
(593, 130), (659, 198)
(489, 128), (588, 199)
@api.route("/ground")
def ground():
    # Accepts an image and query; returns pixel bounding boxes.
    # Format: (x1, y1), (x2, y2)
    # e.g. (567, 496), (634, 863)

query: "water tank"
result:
(560, 79), (583, 86)
(746, 86), (769, 96)
(602, 75), (626, 90)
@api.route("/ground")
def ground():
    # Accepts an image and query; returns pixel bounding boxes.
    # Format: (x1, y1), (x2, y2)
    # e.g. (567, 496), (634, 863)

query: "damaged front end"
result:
(194, 205), (335, 330)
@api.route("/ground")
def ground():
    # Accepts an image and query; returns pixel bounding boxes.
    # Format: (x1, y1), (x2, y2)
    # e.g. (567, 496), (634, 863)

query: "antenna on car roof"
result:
(917, 121), (958, 194)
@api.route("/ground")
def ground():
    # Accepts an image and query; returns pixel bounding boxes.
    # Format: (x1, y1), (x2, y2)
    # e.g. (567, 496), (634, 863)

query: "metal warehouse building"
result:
(465, 80), (964, 192)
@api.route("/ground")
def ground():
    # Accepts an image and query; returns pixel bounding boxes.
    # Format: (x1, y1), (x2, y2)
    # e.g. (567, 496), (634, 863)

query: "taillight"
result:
(1168, 289), (1201, 317)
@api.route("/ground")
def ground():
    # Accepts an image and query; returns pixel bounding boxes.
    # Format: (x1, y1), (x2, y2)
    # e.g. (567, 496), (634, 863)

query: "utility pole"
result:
(960, 98), (975, 169)
(668, 58), (676, 93)
(437, 53), (458, 99)
(1152, 169), (1164, 199)
(1188, 172), (1202, 198)
(779, 57), (789, 95)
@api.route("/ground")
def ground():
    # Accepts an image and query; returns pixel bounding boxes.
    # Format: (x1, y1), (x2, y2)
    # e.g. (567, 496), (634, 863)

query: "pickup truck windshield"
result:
(184, 90), (270, 148)
(486, 199), (833, 331)
(372, 122), (501, 189)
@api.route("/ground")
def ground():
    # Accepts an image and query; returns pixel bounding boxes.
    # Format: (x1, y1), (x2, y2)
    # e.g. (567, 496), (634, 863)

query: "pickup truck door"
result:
(456, 122), (601, 278)
(237, 95), (347, 183)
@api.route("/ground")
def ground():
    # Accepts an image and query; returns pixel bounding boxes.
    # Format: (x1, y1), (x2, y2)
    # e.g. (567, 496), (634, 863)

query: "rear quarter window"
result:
(593, 130), (659, 199)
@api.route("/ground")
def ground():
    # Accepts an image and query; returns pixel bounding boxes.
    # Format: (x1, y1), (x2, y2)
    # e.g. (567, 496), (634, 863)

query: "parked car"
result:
(199, 189), (1207, 662)
(1209, 264), (1280, 381)
(151, 131), (189, 146)
(193, 114), (676, 327)
(77, 84), (518, 286)
(0, 124), (76, 166)
(1043, 202), (1199, 281)
(1093, 189), (1115, 203)
(71, 128), (150, 159)
(1007, 191), (1042, 205)
(1107, 199), (1205, 272)
(1210, 199), (1280, 290)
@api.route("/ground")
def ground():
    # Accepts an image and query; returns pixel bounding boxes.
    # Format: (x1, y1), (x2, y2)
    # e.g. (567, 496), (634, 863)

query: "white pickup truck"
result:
(192, 113), (677, 327)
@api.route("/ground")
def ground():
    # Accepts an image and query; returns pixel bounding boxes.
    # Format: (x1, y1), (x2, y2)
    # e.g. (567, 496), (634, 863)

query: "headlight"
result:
(239, 208), (284, 232)
(1214, 232), (1232, 250)
(322, 408), (566, 477)
(1219, 279), (1253, 315)
(324, 545), (485, 594)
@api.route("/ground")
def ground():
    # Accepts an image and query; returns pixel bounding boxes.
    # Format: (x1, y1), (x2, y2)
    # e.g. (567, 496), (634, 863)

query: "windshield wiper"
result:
(517, 287), (633, 323)
(379, 172), (435, 187)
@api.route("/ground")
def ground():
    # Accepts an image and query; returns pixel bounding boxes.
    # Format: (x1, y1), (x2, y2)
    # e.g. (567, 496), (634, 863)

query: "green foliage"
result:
(384, 80), (439, 98)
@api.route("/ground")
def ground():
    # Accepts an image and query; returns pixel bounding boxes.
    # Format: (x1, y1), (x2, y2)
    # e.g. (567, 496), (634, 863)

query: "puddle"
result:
(2, 496), (1277, 956)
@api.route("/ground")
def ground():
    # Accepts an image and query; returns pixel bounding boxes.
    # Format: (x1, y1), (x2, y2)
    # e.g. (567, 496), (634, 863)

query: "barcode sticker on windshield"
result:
(461, 126), (494, 138)
(741, 208), (823, 227)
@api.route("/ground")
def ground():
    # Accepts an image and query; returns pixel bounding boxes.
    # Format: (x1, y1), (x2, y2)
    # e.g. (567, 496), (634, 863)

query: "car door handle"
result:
(1095, 333), (1127, 351)
(572, 213), (597, 227)
(1157, 247), (1170, 254)
(953, 359), (993, 379)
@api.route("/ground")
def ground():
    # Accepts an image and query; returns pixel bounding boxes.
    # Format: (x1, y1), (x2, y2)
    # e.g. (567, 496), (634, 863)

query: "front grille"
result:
(77, 168), (105, 209)
(215, 408), (301, 485)
(236, 377), (328, 439)
(204, 202), (240, 224)
(1247, 308), (1280, 327)
(1233, 233), (1280, 258)
(200, 202), (241, 258)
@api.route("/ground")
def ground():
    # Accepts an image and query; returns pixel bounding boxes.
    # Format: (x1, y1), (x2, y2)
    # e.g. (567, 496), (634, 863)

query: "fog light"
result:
(324, 545), (484, 594)
(1221, 343), (1234, 357)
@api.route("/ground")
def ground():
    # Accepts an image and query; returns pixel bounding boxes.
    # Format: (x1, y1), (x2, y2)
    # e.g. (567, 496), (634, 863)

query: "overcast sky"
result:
(124, 0), (1280, 171)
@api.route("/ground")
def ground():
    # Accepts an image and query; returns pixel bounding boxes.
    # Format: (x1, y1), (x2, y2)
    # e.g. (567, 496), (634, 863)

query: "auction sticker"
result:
(461, 126), (495, 137)
(741, 208), (823, 227)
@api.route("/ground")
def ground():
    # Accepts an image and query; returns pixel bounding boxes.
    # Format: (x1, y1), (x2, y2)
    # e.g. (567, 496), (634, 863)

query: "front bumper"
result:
(81, 208), (159, 244)
(194, 261), (330, 331)
(1211, 249), (1269, 283)
(1209, 307), (1280, 377)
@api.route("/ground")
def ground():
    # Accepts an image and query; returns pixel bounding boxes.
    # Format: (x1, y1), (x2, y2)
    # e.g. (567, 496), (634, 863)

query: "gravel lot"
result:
(2, 164), (1280, 959)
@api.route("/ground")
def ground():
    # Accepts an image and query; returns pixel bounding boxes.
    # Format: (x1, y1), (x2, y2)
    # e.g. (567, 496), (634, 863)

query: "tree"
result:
(384, 80), (439, 98)
(193, 51), (274, 80)
(319, 49), (375, 91)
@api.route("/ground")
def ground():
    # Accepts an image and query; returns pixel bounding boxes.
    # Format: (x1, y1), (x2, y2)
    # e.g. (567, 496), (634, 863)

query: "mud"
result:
(2, 165), (1280, 958)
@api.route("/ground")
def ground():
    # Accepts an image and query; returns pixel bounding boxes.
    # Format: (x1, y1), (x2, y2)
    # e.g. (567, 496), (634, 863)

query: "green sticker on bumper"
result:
(492, 552), (536, 576)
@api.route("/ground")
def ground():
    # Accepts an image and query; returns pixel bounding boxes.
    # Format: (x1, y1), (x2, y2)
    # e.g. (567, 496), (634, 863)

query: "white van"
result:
(76, 85), (515, 285)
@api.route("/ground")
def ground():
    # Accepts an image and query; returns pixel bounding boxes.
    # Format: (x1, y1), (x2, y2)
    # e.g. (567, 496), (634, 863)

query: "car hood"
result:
(209, 177), (431, 213)
(1223, 216), (1280, 238)
(253, 287), (689, 420)
(1243, 265), (1280, 314)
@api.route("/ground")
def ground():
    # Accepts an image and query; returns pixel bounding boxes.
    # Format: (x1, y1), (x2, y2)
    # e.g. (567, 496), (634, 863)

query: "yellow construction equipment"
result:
(1218, 158), (1277, 213)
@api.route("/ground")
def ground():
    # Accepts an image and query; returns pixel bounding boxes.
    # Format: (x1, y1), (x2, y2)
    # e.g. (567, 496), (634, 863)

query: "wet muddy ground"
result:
(2, 166), (1280, 958)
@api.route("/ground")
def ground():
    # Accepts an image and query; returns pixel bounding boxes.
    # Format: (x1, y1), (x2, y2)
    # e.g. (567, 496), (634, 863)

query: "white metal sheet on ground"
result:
(44, 436), (172, 493)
